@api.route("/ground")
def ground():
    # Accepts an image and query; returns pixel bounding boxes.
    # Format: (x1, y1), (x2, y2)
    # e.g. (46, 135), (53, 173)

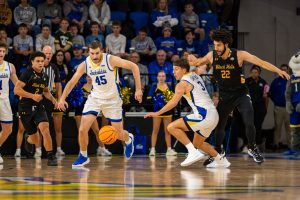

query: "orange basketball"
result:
(99, 125), (118, 145)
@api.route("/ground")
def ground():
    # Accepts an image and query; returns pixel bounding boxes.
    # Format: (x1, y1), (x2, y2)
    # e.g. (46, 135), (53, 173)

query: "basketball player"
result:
(188, 29), (290, 165)
(145, 59), (230, 168)
(57, 41), (143, 167)
(14, 51), (58, 166)
(0, 42), (18, 163)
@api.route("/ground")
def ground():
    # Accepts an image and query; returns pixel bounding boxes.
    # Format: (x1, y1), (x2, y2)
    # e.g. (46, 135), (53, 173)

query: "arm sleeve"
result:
(13, 7), (21, 25)
(102, 3), (111, 25)
(35, 37), (42, 52)
(120, 36), (126, 53)
(89, 5), (101, 24)
(31, 7), (37, 26)
(149, 38), (157, 55)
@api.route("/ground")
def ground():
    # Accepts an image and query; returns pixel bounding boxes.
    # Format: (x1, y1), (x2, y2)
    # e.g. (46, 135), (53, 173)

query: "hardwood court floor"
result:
(0, 153), (299, 200)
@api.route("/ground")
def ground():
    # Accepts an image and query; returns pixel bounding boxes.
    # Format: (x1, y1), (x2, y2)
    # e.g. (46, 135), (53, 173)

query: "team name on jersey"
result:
(32, 83), (46, 88)
(0, 74), (8, 78)
(190, 73), (200, 82)
(90, 69), (107, 76)
(215, 64), (235, 70)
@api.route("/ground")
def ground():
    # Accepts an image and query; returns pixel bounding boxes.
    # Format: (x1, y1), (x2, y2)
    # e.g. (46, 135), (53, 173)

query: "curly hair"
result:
(211, 29), (233, 46)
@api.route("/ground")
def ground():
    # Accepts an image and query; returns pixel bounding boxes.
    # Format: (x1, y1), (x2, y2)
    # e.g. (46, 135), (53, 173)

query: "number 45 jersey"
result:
(85, 53), (121, 100)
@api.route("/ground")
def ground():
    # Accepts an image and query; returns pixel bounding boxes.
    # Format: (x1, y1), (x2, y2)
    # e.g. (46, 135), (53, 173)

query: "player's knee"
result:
(167, 123), (175, 134)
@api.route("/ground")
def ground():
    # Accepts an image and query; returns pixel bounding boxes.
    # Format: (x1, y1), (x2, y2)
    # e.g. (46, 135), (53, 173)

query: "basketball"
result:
(99, 126), (118, 145)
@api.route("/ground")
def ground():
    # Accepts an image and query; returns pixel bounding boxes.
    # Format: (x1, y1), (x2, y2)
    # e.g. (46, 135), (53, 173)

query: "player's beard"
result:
(217, 46), (226, 57)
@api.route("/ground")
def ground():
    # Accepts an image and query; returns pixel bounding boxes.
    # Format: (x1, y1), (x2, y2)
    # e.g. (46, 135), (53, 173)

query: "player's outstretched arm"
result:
(109, 55), (143, 103)
(144, 82), (185, 118)
(58, 61), (86, 111)
(239, 50), (290, 80)
(187, 52), (212, 67)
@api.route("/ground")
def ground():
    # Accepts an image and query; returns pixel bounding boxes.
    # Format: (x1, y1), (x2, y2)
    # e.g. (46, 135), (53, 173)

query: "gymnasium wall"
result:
(238, 0), (300, 129)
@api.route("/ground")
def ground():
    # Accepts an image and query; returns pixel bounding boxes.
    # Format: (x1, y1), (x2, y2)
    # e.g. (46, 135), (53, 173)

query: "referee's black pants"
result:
(215, 94), (256, 152)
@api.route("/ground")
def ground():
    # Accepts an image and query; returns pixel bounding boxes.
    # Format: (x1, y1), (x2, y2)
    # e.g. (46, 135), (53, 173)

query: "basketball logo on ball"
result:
(99, 126), (118, 145)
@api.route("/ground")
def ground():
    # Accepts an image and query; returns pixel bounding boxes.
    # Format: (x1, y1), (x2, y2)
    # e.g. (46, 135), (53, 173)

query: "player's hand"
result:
(32, 94), (43, 102)
(57, 99), (68, 111)
(144, 112), (159, 118)
(278, 70), (290, 80)
(52, 98), (58, 108)
(135, 89), (143, 103)
(187, 54), (198, 66)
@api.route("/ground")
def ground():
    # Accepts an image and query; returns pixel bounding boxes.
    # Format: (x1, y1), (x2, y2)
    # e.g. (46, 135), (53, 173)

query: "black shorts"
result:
(19, 105), (49, 135)
(74, 105), (84, 116)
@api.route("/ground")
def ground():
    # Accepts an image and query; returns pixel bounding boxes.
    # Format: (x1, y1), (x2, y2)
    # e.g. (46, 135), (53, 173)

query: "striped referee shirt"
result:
(43, 63), (61, 92)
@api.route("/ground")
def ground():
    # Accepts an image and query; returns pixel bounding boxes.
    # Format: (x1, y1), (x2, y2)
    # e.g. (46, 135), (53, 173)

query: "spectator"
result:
(147, 71), (177, 157)
(245, 65), (269, 150)
(63, 0), (88, 33)
(155, 26), (178, 62)
(148, 49), (174, 85)
(122, 51), (149, 91)
(69, 22), (85, 47)
(37, 0), (62, 33)
(85, 21), (104, 46)
(131, 27), (156, 64)
(54, 49), (72, 83)
(181, 30), (202, 58)
(54, 18), (72, 62)
(209, 0), (233, 26)
(150, 0), (179, 38)
(70, 43), (86, 72)
(105, 21), (126, 57)
(14, 0), (39, 35)
(269, 64), (291, 149)
(89, 0), (111, 33)
(13, 23), (34, 73)
(0, 28), (12, 61)
(180, 1), (205, 40)
(0, 0), (12, 34)
(35, 24), (55, 53)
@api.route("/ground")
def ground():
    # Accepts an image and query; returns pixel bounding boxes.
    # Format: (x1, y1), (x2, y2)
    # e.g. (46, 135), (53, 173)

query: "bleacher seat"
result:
(129, 11), (149, 34)
(199, 13), (219, 31)
(111, 11), (127, 22)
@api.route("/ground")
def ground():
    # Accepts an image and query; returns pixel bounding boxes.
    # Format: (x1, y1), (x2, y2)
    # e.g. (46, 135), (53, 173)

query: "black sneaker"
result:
(24, 132), (34, 156)
(203, 149), (225, 167)
(47, 155), (58, 166)
(248, 146), (264, 163)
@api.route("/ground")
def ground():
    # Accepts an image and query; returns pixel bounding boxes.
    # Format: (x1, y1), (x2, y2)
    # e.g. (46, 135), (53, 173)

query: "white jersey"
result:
(85, 53), (121, 100)
(182, 72), (215, 117)
(0, 61), (11, 99)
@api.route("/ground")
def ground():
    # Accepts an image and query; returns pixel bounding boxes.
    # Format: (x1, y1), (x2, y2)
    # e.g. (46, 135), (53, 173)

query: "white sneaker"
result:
(14, 150), (21, 157)
(97, 147), (112, 156)
(149, 149), (156, 156)
(181, 150), (205, 167)
(0, 154), (3, 164)
(207, 156), (231, 168)
(34, 150), (42, 158)
(56, 149), (66, 157)
(166, 148), (177, 156)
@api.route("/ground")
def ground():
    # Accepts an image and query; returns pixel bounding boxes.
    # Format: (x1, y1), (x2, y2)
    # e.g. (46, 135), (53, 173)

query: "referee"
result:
(188, 29), (289, 165)
(42, 46), (63, 156)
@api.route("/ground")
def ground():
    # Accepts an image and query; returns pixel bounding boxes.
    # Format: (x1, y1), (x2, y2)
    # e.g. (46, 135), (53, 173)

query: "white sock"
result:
(98, 146), (105, 150)
(167, 147), (171, 151)
(151, 147), (155, 151)
(80, 151), (88, 157)
(36, 147), (42, 153)
(57, 147), (62, 151)
(16, 148), (21, 152)
(185, 143), (196, 153)
(125, 135), (132, 145)
(214, 154), (222, 160)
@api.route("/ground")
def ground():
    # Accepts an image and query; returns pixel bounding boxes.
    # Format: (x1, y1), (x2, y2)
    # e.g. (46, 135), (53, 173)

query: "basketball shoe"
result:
(203, 149), (225, 166)
(97, 147), (112, 156)
(72, 153), (90, 167)
(124, 133), (134, 159)
(149, 148), (156, 156)
(181, 149), (205, 167)
(47, 153), (58, 166)
(166, 148), (177, 156)
(248, 145), (264, 163)
(0, 153), (3, 164)
(206, 156), (231, 168)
